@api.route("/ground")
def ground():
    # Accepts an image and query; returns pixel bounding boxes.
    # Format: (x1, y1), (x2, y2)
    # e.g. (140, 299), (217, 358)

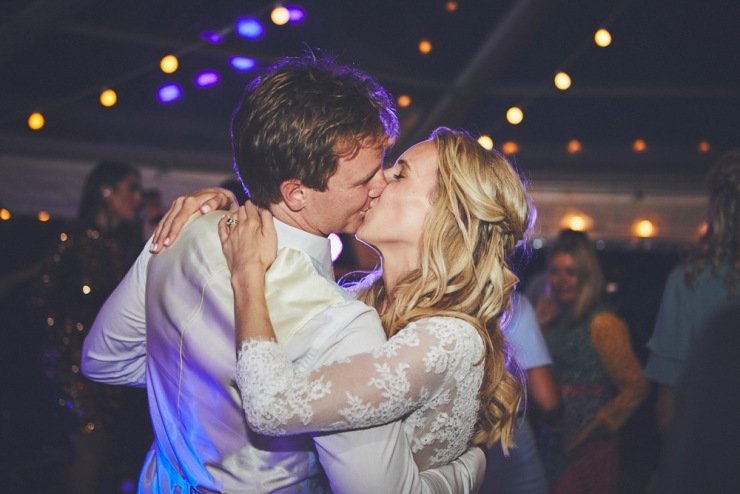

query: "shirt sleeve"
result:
(299, 310), (483, 494)
(235, 317), (480, 435)
(644, 269), (690, 387)
(504, 294), (552, 370)
(590, 312), (650, 432)
(80, 241), (152, 387)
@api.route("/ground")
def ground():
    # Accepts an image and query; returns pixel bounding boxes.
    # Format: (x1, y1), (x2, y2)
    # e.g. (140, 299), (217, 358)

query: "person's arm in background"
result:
(506, 295), (562, 424)
(644, 269), (688, 435)
(567, 312), (649, 454)
(527, 366), (561, 426)
(80, 241), (152, 387)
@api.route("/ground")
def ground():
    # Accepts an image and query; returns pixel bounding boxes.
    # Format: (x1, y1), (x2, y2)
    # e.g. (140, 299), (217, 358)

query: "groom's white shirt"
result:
(83, 213), (484, 493)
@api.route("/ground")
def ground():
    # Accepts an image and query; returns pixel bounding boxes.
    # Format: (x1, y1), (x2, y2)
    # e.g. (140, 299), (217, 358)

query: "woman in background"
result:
(33, 161), (150, 494)
(536, 234), (648, 494)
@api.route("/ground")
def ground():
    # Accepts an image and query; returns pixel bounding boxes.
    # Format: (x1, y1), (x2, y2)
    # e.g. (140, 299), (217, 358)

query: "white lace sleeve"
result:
(235, 317), (484, 437)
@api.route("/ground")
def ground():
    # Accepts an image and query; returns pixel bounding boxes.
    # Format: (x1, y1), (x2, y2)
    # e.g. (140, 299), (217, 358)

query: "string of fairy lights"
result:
(7, 1), (711, 240)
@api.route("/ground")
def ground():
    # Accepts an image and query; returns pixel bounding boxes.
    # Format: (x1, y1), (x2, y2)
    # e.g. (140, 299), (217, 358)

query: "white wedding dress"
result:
(236, 316), (485, 470)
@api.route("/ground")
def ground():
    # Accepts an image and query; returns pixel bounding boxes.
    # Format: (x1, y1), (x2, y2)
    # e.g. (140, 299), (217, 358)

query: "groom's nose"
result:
(368, 168), (388, 199)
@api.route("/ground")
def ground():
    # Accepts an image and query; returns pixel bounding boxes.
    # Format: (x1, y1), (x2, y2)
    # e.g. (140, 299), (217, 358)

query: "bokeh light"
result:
(397, 94), (412, 108)
(561, 213), (592, 232)
(28, 112), (45, 130)
(445, 1), (459, 12)
(477, 135), (494, 150)
(160, 54), (179, 74)
(567, 139), (582, 154)
(236, 17), (264, 39)
(288, 5), (306, 23)
(230, 56), (257, 71)
(271, 6), (290, 25)
(0, 208), (11, 221)
(506, 106), (524, 125)
(328, 233), (343, 261)
(632, 219), (656, 238)
(698, 139), (710, 153)
(418, 39), (433, 55)
(594, 28), (612, 47)
(99, 89), (117, 107)
(37, 210), (51, 222)
(195, 71), (220, 88)
(502, 141), (519, 154)
(158, 84), (182, 103)
(633, 139), (647, 153)
(554, 71), (572, 90)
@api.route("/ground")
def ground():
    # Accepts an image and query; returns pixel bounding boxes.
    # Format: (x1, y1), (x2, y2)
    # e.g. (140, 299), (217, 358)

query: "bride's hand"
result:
(218, 202), (277, 280)
(151, 187), (238, 252)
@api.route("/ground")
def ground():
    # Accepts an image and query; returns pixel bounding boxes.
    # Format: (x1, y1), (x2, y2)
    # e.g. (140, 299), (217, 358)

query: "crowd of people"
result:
(1, 54), (737, 493)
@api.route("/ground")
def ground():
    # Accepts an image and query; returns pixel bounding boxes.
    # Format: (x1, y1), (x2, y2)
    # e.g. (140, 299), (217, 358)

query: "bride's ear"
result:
(279, 179), (306, 212)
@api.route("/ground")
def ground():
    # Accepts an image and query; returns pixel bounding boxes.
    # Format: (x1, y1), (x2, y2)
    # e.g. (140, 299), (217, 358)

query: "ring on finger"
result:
(225, 215), (237, 227)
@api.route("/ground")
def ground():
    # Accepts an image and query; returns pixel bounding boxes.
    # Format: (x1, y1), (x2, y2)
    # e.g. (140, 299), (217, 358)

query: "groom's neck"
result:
(269, 202), (325, 237)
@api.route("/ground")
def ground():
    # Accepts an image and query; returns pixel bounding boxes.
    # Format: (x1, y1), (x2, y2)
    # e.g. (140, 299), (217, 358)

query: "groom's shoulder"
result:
(149, 212), (224, 271)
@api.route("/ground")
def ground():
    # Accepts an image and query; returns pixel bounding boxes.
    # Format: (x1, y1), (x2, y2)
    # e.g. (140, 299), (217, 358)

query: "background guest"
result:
(536, 234), (649, 494)
(30, 160), (151, 494)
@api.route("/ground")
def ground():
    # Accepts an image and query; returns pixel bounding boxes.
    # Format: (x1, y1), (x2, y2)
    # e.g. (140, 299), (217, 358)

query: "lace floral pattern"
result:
(236, 317), (484, 470)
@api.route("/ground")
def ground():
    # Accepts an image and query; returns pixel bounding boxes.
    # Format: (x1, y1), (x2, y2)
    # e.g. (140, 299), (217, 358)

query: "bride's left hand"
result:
(218, 202), (277, 279)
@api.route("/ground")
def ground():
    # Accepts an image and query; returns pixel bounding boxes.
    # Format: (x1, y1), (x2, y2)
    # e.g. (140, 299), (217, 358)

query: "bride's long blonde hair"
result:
(354, 127), (535, 450)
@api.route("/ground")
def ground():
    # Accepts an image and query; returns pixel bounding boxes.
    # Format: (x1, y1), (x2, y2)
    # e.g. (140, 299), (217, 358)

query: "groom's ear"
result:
(279, 179), (306, 212)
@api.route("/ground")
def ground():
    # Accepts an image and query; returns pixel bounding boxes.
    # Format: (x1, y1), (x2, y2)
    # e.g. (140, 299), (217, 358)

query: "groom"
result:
(82, 55), (484, 493)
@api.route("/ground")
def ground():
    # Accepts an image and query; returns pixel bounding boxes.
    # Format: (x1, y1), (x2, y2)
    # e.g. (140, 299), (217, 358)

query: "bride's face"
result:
(355, 139), (438, 256)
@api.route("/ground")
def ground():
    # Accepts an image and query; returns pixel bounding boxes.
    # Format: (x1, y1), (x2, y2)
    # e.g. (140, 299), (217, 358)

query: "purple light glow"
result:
(287, 5), (306, 23)
(195, 71), (220, 88)
(158, 84), (182, 103)
(200, 31), (223, 44)
(236, 17), (264, 39)
(230, 56), (257, 71)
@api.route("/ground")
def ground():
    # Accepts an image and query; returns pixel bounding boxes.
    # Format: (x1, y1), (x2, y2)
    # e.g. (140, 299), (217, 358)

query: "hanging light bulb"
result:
(418, 39), (433, 55)
(28, 112), (45, 130)
(160, 54), (179, 74)
(477, 135), (494, 150)
(506, 106), (524, 125)
(594, 28), (612, 47)
(554, 71), (572, 90)
(99, 89), (117, 107)
(632, 219), (656, 238)
(271, 6), (290, 25)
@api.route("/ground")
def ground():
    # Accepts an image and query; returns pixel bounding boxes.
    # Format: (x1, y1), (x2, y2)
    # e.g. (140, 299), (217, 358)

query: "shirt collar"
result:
(273, 218), (334, 276)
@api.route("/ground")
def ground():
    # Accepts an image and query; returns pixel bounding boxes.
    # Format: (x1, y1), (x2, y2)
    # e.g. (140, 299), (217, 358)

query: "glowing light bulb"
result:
(502, 141), (519, 155)
(567, 215), (587, 231)
(506, 106), (524, 125)
(633, 219), (655, 238)
(554, 71), (572, 90)
(418, 39), (433, 55)
(160, 54), (179, 74)
(633, 139), (647, 153)
(28, 112), (45, 130)
(236, 17), (264, 39)
(397, 94), (412, 108)
(698, 139), (710, 153)
(271, 6), (290, 25)
(82, 284), (92, 295)
(230, 56), (256, 71)
(0, 208), (11, 220)
(158, 84), (182, 103)
(99, 89), (117, 107)
(37, 210), (51, 222)
(594, 28), (612, 47)
(195, 71), (220, 88)
(477, 135), (494, 150)
(445, 1), (459, 12)
(567, 139), (582, 154)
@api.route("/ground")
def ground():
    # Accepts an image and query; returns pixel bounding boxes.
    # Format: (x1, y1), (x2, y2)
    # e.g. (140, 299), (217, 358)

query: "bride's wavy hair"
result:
(354, 127), (535, 450)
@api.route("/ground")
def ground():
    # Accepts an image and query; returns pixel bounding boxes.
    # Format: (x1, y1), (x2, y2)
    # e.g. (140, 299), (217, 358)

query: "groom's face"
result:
(300, 144), (388, 236)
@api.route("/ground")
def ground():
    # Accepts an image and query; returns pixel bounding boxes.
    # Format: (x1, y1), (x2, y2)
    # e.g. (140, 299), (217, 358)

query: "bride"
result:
(218, 127), (534, 468)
